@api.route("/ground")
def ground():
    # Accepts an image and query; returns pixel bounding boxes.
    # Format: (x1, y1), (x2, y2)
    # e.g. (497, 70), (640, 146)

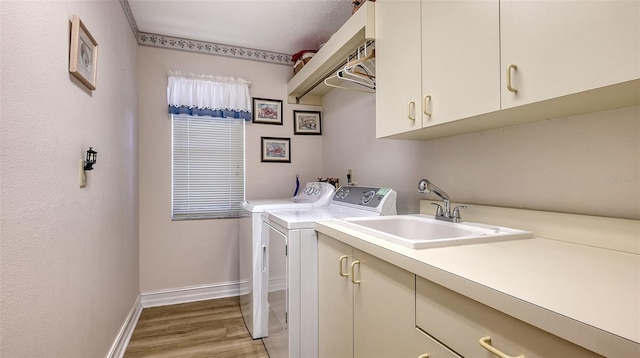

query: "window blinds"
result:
(172, 114), (245, 219)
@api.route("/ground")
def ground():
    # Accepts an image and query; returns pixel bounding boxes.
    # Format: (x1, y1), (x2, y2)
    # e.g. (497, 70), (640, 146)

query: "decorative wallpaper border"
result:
(119, 0), (293, 66)
(119, 0), (139, 39)
(138, 32), (293, 65)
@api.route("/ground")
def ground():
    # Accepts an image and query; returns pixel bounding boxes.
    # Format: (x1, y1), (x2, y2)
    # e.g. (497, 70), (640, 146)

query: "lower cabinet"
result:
(415, 277), (602, 358)
(319, 233), (602, 358)
(318, 233), (425, 358)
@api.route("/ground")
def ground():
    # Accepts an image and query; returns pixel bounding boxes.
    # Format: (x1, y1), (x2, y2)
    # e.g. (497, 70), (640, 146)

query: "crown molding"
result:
(119, 0), (292, 66)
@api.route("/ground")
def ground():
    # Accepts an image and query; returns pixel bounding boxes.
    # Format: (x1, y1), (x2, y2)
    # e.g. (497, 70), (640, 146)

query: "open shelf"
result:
(286, 1), (375, 105)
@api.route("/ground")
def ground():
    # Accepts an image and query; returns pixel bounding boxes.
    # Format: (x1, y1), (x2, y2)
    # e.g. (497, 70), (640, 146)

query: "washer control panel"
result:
(292, 182), (336, 203)
(333, 186), (394, 209)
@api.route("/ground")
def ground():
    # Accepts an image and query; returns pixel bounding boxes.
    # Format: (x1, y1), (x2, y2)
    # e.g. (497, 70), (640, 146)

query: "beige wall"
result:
(0, 1), (139, 357)
(416, 105), (640, 219)
(322, 90), (427, 214)
(323, 89), (640, 220)
(138, 46), (323, 292)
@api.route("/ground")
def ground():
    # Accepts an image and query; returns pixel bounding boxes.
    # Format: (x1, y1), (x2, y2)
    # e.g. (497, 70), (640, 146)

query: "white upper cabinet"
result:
(421, 0), (500, 128)
(376, 0), (501, 138)
(500, 0), (640, 109)
(375, 0), (422, 137)
(376, 0), (640, 140)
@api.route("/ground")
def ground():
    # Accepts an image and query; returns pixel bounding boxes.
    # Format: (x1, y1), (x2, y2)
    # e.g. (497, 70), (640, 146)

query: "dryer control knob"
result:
(362, 190), (376, 204)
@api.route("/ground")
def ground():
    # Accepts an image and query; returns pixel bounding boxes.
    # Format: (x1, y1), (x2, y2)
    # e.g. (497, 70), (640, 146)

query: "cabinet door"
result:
(375, 0), (422, 138)
(353, 249), (423, 358)
(421, 0), (500, 127)
(500, 0), (640, 109)
(318, 234), (353, 358)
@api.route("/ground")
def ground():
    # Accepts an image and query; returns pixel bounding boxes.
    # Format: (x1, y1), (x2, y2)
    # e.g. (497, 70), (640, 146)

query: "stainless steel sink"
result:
(339, 215), (532, 249)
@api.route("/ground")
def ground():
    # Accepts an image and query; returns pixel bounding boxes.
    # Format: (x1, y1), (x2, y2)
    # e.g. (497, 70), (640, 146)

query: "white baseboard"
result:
(107, 295), (143, 358)
(269, 276), (286, 292)
(106, 281), (240, 357)
(140, 281), (240, 308)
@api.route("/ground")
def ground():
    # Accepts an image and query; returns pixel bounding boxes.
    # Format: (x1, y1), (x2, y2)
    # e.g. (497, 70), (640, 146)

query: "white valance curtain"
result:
(167, 71), (252, 120)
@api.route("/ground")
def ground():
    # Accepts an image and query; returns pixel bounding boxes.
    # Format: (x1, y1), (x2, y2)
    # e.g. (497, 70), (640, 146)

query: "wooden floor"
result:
(124, 297), (269, 358)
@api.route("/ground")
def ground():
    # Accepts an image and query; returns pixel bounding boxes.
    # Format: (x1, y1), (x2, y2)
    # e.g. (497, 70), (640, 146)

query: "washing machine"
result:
(239, 182), (336, 339)
(261, 186), (397, 358)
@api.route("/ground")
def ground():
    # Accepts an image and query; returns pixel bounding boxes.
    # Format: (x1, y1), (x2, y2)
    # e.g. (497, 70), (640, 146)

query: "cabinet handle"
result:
(417, 354), (429, 358)
(350, 260), (361, 284)
(339, 255), (349, 277)
(506, 64), (518, 93)
(423, 95), (432, 116)
(262, 245), (267, 273)
(479, 337), (524, 358)
(408, 101), (416, 121)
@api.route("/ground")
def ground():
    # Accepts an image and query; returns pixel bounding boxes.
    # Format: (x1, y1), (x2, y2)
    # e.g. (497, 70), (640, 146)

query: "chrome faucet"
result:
(417, 178), (466, 222)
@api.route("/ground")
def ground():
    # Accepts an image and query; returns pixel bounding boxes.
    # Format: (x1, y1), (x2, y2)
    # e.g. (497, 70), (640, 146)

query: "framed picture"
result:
(69, 15), (98, 90)
(253, 98), (283, 125)
(261, 137), (291, 163)
(293, 110), (322, 135)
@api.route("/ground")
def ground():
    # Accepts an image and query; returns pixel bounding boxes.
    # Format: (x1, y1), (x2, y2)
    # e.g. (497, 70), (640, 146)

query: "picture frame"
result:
(69, 15), (98, 90)
(261, 137), (291, 163)
(253, 98), (283, 125)
(293, 110), (322, 135)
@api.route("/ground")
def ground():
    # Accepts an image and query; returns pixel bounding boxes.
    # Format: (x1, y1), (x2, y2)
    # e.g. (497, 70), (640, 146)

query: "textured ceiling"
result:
(128, 0), (354, 55)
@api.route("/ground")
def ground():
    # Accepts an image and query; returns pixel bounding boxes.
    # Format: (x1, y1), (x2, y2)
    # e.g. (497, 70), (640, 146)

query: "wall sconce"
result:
(84, 147), (98, 170)
(80, 147), (97, 188)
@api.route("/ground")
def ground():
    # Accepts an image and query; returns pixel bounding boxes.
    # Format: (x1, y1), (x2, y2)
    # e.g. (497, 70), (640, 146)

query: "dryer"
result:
(239, 182), (335, 339)
(261, 186), (397, 358)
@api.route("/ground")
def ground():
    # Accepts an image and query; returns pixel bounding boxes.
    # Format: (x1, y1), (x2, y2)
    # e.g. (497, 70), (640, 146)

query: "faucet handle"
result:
(430, 203), (444, 217)
(452, 205), (467, 222)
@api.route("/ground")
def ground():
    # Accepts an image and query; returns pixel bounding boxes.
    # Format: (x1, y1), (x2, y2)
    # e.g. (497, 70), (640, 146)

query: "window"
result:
(171, 114), (245, 219)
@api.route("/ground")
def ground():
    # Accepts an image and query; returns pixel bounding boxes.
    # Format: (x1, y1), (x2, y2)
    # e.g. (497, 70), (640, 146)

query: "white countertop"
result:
(315, 219), (640, 357)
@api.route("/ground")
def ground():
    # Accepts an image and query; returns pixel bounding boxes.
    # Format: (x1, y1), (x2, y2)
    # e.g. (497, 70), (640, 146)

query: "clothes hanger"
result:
(323, 42), (376, 93)
(323, 76), (375, 93)
(324, 70), (375, 93)
(338, 70), (375, 89)
(345, 64), (375, 80)
(343, 44), (376, 82)
(344, 44), (375, 82)
(325, 69), (375, 89)
(345, 48), (375, 68)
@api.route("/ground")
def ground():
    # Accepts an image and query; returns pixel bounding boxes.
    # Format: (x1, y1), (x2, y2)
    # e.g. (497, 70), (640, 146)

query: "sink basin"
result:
(339, 215), (532, 249)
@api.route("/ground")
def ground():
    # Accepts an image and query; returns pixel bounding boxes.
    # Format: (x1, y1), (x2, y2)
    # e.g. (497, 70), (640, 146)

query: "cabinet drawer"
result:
(414, 327), (460, 358)
(416, 277), (601, 358)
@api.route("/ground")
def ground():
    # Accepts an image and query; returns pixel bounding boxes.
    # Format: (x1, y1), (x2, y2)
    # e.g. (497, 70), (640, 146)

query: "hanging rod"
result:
(295, 40), (375, 104)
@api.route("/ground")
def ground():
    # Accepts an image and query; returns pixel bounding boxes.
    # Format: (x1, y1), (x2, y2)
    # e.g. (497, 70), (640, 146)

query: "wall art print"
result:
(253, 98), (283, 125)
(261, 137), (291, 163)
(69, 15), (98, 90)
(293, 110), (322, 135)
